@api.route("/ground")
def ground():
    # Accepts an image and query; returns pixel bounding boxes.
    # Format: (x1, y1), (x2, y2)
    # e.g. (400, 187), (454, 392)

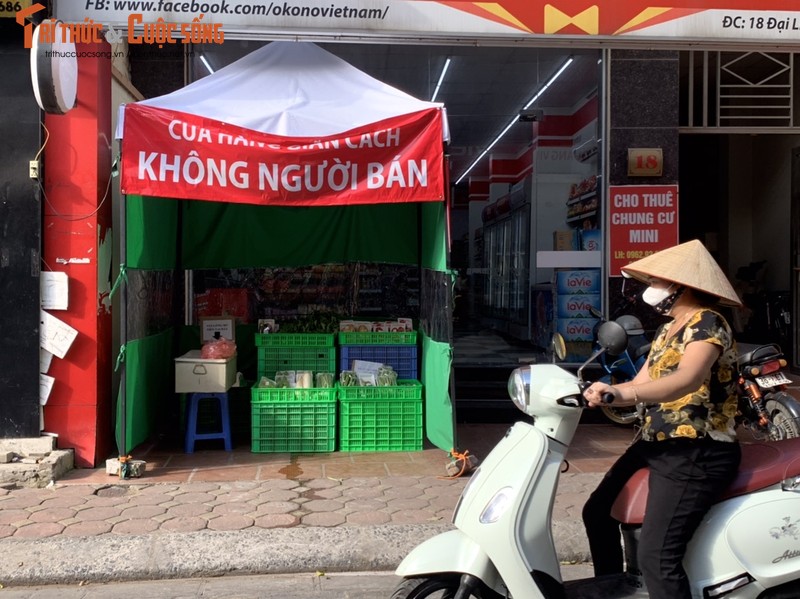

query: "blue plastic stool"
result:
(184, 392), (232, 453)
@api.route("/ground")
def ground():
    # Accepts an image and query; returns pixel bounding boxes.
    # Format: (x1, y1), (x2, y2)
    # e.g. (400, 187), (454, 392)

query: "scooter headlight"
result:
(479, 486), (516, 523)
(508, 367), (531, 413)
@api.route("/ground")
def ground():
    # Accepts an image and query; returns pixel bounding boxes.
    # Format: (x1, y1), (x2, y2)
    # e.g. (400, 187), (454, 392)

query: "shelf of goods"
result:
(565, 172), (599, 225)
(566, 190), (598, 224)
(337, 380), (423, 452)
(355, 268), (420, 314)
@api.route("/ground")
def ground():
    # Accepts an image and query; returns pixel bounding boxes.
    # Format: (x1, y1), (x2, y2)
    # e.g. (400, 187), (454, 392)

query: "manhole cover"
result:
(95, 485), (130, 497)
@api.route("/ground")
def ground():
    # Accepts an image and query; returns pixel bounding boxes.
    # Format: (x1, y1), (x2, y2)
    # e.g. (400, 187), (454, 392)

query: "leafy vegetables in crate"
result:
(279, 311), (341, 333)
(339, 370), (359, 387)
(315, 372), (334, 388)
(377, 366), (398, 387)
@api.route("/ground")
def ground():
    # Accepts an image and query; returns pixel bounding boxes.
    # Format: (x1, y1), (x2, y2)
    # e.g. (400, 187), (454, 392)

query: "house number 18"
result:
(627, 148), (663, 177)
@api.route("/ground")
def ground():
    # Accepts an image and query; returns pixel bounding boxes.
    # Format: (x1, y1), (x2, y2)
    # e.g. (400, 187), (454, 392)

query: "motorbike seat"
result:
(610, 437), (800, 525)
(737, 343), (783, 367)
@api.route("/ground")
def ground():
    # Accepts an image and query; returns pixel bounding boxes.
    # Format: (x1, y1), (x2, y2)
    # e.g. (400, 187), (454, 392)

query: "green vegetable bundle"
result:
(274, 372), (291, 388)
(377, 366), (398, 387)
(339, 370), (359, 387)
(315, 372), (334, 388)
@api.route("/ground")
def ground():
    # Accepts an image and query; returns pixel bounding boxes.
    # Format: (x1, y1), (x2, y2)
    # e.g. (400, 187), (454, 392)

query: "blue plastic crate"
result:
(339, 345), (418, 380)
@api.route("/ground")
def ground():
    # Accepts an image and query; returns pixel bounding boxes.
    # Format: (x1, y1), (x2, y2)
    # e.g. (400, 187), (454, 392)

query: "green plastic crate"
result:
(337, 380), (423, 451)
(257, 346), (336, 379)
(250, 386), (336, 453)
(337, 331), (417, 345)
(254, 333), (335, 347)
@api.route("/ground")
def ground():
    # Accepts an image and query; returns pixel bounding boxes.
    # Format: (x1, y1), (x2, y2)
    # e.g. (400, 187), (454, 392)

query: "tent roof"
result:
(121, 41), (448, 140)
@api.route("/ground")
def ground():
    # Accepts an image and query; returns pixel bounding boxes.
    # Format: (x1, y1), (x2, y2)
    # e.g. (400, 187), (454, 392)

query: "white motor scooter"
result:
(393, 321), (800, 598)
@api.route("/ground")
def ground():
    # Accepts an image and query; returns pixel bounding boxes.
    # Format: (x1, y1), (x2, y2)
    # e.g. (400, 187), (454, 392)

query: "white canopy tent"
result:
(113, 41), (457, 457)
(118, 40), (449, 141)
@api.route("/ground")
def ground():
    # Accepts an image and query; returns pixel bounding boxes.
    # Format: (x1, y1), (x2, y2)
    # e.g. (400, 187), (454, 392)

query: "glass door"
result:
(509, 206), (530, 325)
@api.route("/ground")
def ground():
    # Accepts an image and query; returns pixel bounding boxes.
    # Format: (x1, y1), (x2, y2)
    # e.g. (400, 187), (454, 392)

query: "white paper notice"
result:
(39, 373), (55, 405)
(40, 349), (53, 374)
(41, 271), (69, 310)
(40, 310), (78, 359)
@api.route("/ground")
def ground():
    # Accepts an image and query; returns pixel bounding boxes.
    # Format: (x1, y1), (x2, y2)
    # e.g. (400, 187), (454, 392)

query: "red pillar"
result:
(42, 42), (113, 468)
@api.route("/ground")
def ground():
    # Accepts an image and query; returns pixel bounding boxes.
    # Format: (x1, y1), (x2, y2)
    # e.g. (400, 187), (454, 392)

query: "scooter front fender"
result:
(395, 529), (502, 591)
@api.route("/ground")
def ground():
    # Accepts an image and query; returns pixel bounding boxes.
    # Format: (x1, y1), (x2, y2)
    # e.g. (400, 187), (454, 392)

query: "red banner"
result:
(608, 185), (679, 276)
(120, 104), (445, 206)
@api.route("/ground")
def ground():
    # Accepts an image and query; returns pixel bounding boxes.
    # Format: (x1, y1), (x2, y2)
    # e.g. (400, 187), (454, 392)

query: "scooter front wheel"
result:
(391, 575), (502, 599)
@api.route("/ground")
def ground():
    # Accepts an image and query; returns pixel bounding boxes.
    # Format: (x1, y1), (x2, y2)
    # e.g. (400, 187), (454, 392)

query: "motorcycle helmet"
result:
(616, 315), (645, 336)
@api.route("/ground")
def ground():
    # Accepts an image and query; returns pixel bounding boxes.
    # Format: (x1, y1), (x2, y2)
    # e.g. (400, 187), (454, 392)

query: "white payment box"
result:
(175, 350), (237, 393)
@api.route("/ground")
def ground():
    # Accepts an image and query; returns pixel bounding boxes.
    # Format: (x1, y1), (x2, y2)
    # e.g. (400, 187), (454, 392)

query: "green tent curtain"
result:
(419, 201), (454, 451)
(126, 195), (180, 270)
(117, 329), (175, 453)
(119, 194), (454, 453)
(180, 200), (420, 268)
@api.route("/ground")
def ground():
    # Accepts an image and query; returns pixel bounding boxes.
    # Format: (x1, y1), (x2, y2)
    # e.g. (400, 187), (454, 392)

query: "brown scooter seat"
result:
(610, 437), (800, 525)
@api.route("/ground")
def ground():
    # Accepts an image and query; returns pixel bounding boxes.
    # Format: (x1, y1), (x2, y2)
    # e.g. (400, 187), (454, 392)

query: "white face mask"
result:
(642, 285), (674, 306)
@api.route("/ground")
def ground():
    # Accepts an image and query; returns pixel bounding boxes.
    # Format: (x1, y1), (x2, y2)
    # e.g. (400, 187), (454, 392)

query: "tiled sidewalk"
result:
(57, 422), (635, 485)
(0, 424), (634, 540)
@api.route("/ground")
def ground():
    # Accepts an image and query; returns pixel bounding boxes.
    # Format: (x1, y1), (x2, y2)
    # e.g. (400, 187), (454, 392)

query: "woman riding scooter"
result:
(583, 240), (743, 599)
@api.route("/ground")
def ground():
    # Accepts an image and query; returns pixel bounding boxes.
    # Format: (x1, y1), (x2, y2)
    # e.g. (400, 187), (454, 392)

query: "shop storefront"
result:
(21, 0), (800, 466)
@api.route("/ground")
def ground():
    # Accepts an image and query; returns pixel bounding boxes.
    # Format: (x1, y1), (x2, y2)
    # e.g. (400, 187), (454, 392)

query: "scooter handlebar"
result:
(578, 380), (616, 403)
(557, 391), (615, 408)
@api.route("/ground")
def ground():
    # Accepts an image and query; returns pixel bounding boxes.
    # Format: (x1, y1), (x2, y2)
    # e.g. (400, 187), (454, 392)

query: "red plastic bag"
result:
(201, 337), (237, 359)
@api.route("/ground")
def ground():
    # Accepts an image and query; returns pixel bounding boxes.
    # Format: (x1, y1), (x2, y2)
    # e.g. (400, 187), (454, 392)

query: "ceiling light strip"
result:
(455, 56), (574, 185)
(430, 57), (451, 102)
(200, 55), (215, 74)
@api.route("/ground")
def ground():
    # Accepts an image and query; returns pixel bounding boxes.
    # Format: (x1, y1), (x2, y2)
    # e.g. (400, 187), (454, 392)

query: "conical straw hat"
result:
(621, 240), (742, 307)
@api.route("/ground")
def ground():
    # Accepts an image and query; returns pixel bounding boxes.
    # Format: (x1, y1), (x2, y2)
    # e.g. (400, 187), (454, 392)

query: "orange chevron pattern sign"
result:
(544, 5), (599, 34)
(436, 1), (800, 37)
(59, 0), (800, 43)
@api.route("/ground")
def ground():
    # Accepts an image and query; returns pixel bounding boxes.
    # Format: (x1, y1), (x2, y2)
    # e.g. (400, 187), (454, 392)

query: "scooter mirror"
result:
(597, 320), (629, 356)
(550, 333), (567, 362)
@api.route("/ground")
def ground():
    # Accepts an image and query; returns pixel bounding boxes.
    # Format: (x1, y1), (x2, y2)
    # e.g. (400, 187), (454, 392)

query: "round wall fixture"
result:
(30, 20), (78, 114)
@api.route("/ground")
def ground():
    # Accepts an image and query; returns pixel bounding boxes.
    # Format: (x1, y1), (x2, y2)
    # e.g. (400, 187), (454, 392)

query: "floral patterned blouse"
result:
(642, 308), (739, 442)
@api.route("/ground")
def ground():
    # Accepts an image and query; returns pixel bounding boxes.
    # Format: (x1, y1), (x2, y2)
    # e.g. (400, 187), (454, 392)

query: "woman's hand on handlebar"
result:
(583, 382), (620, 408)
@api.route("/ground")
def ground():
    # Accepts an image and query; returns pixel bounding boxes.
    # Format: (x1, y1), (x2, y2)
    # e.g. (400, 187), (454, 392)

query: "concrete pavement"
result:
(0, 567), (600, 598)
(0, 471), (602, 588)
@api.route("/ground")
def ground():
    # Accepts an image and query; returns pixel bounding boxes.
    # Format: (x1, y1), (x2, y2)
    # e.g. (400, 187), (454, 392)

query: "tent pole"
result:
(118, 192), (127, 458)
(443, 157), (459, 452)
